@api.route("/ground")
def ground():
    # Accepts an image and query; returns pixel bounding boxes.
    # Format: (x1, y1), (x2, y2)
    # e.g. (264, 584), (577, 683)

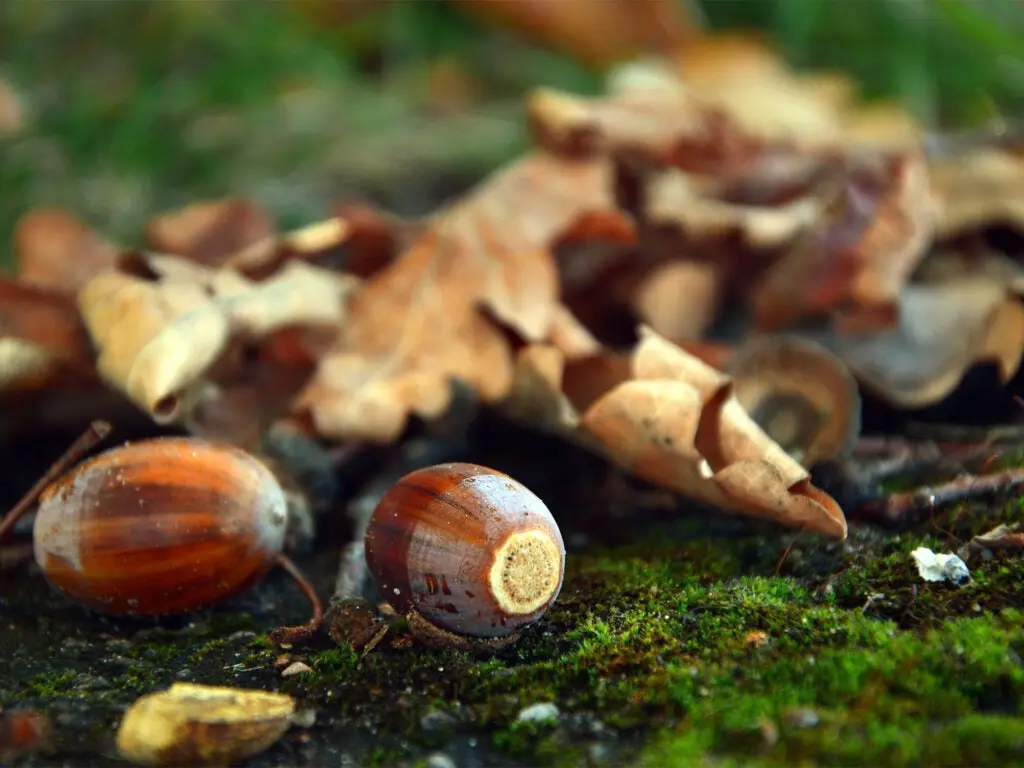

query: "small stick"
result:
(267, 553), (325, 646)
(0, 420), (111, 543)
(854, 467), (1024, 525)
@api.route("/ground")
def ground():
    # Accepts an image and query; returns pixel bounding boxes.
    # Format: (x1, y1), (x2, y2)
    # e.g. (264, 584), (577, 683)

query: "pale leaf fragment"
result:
(78, 261), (357, 424)
(116, 683), (294, 767)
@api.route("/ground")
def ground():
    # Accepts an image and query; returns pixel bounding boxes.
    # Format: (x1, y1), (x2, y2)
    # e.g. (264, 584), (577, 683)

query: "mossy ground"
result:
(3, 463), (1024, 767)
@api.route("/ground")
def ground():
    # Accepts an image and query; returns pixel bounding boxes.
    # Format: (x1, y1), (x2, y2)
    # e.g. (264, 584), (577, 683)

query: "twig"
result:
(854, 467), (1024, 525)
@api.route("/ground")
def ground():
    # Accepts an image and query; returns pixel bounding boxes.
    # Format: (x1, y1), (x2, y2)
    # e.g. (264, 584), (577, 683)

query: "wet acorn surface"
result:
(3, 422), (1024, 767)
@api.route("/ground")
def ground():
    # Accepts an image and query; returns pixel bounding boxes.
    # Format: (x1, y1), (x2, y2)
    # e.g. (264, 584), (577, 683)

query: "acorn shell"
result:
(727, 336), (861, 466)
(33, 437), (288, 616)
(364, 463), (565, 639)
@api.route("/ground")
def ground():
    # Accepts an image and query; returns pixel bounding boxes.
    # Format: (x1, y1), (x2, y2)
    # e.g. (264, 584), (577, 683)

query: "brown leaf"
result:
(726, 336), (860, 466)
(502, 326), (847, 537)
(145, 197), (275, 267)
(754, 150), (934, 332)
(77, 259), (358, 424)
(633, 260), (721, 340)
(13, 209), (120, 292)
(931, 148), (1024, 239)
(453, 0), (695, 68)
(299, 152), (620, 442)
(812, 275), (1024, 408)
(958, 523), (1024, 565)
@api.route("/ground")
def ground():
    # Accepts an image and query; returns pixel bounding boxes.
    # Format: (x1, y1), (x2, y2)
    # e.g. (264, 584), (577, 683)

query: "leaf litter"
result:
(3, 34), (1024, 544)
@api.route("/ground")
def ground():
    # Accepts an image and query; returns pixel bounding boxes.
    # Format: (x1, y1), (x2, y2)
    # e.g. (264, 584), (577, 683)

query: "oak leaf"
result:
(501, 326), (847, 537)
(298, 152), (623, 442)
(78, 259), (359, 425)
(13, 209), (120, 293)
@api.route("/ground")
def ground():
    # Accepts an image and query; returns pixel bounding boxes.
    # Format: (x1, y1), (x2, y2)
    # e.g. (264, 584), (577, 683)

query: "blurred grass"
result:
(1, 0), (1024, 269)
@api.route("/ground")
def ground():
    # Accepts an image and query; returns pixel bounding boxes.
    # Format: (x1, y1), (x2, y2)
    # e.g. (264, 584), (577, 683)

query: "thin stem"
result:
(0, 420), (111, 543)
(267, 553), (324, 646)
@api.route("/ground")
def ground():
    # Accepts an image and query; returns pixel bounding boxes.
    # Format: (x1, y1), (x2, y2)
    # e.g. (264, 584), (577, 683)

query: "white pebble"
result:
(281, 661), (312, 678)
(516, 702), (560, 724)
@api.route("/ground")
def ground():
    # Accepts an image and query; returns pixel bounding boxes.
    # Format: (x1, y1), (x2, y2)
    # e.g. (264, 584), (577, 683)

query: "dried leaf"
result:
(931, 148), (1024, 239)
(726, 336), (860, 466)
(454, 0), (695, 67)
(633, 261), (720, 340)
(958, 523), (1024, 565)
(145, 197), (275, 266)
(754, 150), (934, 332)
(812, 276), (1024, 407)
(115, 683), (294, 767)
(640, 163), (823, 250)
(502, 327), (847, 537)
(299, 152), (618, 442)
(13, 209), (120, 292)
(77, 260), (358, 423)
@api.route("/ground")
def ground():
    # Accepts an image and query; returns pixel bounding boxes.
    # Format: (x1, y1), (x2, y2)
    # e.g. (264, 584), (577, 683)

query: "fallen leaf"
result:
(77, 259), (358, 424)
(958, 523), (1024, 565)
(501, 326), (847, 537)
(754, 150), (935, 332)
(145, 197), (275, 267)
(725, 336), (860, 466)
(299, 152), (621, 442)
(116, 683), (295, 767)
(810, 275), (1024, 408)
(453, 0), (695, 68)
(931, 147), (1024, 239)
(13, 209), (120, 292)
(633, 260), (721, 340)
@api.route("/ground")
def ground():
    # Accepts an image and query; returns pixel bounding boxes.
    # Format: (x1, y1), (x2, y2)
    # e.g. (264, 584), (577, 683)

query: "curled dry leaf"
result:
(299, 152), (623, 443)
(754, 150), (934, 332)
(77, 259), (358, 424)
(501, 326), (847, 537)
(115, 683), (295, 767)
(812, 276), (1024, 408)
(726, 336), (860, 466)
(931, 148), (1024, 239)
(0, 278), (96, 393)
(13, 209), (120, 292)
(958, 523), (1024, 565)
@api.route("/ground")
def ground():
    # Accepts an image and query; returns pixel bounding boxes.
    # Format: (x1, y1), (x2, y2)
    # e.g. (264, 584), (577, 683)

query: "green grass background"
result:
(1, 0), (1023, 268)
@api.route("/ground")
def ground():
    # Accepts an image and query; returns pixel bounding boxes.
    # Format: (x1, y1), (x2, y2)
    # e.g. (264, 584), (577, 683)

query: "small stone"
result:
(782, 707), (820, 729)
(292, 708), (317, 728)
(227, 630), (257, 645)
(281, 661), (312, 678)
(516, 702), (560, 724)
(425, 752), (457, 768)
(420, 708), (458, 733)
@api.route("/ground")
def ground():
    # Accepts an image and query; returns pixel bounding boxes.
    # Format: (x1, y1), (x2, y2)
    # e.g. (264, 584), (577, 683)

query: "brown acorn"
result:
(32, 437), (289, 615)
(0, 424), (324, 645)
(364, 463), (565, 652)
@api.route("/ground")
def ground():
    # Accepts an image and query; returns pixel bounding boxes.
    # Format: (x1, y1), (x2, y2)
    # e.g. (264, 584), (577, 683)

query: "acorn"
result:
(0, 422), (322, 644)
(364, 463), (565, 653)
